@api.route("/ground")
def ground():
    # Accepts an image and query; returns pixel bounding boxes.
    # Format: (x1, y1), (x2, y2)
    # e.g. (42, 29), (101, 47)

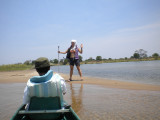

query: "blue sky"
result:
(0, 0), (160, 65)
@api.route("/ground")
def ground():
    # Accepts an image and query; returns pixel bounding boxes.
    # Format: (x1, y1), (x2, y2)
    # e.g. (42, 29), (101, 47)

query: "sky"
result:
(0, 0), (160, 65)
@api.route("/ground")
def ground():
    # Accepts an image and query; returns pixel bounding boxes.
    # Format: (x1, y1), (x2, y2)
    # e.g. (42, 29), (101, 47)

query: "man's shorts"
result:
(69, 58), (80, 66)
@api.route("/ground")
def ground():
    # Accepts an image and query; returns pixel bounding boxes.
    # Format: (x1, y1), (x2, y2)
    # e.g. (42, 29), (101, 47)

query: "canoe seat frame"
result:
(19, 109), (70, 114)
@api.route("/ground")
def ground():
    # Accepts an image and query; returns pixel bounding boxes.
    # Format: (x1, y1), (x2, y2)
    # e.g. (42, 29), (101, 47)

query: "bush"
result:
(152, 53), (159, 60)
(96, 56), (102, 61)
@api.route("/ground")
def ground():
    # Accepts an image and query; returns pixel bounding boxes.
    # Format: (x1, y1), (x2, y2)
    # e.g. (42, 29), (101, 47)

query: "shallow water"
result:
(0, 83), (160, 120)
(51, 60), (160, 85)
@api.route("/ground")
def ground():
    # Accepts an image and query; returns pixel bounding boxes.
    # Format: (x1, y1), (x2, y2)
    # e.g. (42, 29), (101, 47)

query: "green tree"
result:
(53, 59), (58, 64)
(31, 60), (35, 65)
(152, 53), (159, 60)
(103, 58), (107, 61)
(60, 59), (63, 64)
(135, 49), (147, 58)
(63, 59), (68, 65)
(79, 55), (83, 62)
(96, 56), (102, 61)
(87, 57), (93, 61)
(133, 53), (140, 59)
(108, 58), (112, 60)
(24, 60), (31, 65)
(50, 60), (54, 64)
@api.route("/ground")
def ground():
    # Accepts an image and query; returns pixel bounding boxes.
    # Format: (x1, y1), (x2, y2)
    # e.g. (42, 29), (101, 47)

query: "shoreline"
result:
(0, 70), (160, 91)
(59, 73), (160, 91)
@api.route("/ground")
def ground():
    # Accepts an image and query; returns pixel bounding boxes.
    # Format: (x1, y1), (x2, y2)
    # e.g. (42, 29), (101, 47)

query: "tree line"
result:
(23, 49), (160, 66)
(84, 49), (159, 63)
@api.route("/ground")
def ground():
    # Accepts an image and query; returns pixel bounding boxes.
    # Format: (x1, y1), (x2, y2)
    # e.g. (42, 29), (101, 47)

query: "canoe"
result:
(11, 96), (80, 120)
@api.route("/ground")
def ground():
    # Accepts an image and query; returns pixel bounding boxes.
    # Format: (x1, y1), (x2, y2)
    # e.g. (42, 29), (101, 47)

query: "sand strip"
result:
(0, 70), (160, 91)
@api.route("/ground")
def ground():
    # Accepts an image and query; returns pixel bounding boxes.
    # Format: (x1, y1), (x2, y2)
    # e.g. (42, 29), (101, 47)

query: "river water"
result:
(1, 60), (160, 120)
(0, 83), (160, 120)
(51, 60), (160, 85)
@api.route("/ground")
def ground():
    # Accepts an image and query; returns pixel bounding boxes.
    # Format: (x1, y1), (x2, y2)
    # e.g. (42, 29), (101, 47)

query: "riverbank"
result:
(0, 64), (33, 72)
(82, 58), (160, 64)
(0, 70), (160, 91)
(1, 59), (160, 72)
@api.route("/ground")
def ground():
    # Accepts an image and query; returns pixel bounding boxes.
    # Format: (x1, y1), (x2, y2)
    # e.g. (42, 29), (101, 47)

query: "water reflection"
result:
(1, 83), (160, 120)
(69, 83), (83, 114)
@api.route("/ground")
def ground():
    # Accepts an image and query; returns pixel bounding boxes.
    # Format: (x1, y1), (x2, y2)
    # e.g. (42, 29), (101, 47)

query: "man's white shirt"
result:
(23, 70), (67, 105)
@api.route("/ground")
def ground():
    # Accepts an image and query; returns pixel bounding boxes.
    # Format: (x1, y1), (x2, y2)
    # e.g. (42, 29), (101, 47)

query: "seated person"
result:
(23, 57), (67, 108)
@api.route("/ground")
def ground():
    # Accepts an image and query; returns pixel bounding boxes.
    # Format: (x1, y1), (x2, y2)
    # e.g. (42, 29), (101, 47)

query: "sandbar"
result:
(0, 70), (160, 91)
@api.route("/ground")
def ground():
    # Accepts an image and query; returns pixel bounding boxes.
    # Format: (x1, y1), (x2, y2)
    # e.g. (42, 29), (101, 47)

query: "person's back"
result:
(23, 57), (66, 108)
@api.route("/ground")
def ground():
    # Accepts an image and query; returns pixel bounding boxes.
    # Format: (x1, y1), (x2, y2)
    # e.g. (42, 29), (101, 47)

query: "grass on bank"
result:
(1, 58), (159, 72)
(0, 64), (33, 72)
(82, 57), (160, 64)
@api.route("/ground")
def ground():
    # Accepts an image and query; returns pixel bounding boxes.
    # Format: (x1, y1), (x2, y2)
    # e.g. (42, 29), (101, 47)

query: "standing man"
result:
(58, 40), (83, 81)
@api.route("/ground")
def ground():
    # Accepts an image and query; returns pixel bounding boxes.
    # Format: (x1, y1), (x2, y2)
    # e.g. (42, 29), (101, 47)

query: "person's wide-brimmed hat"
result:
(35, 57), (50, 69)
(71, 39), (77, 43)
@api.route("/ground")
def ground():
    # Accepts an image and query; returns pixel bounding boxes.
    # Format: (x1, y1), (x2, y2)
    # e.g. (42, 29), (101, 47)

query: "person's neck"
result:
(71, 44), (76, 48)
(39, 73), (46, 76)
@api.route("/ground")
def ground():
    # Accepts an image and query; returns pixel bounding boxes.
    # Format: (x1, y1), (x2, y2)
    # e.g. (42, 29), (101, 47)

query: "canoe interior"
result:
(11, 97), (80, 120)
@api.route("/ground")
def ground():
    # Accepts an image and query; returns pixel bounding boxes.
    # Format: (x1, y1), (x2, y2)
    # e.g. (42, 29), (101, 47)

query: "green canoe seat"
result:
(19, 96), (69, 120)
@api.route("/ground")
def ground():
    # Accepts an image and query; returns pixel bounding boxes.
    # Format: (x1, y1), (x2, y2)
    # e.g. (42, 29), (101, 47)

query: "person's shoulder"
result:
(26, 79), (34, 86)
(68, 45), (72, 49)
(53, 73), (64, 80)
(26, 79), (31, 84)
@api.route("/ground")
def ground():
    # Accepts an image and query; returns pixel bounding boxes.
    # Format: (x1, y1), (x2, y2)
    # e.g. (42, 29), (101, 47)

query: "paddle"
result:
(58, 46), (60, 73)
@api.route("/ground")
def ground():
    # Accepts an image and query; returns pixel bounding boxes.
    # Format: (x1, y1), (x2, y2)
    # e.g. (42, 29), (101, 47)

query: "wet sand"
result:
(0, 70), (160, 120)
(0, 70), (38, 83)
(0, 70), (160, 91)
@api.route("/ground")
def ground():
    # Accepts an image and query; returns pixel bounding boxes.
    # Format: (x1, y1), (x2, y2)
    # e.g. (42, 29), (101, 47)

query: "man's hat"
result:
(35, 57), (50, 69)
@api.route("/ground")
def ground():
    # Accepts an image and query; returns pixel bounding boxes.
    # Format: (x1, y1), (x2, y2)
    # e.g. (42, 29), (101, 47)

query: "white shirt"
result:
(23, 70), (67, 105)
